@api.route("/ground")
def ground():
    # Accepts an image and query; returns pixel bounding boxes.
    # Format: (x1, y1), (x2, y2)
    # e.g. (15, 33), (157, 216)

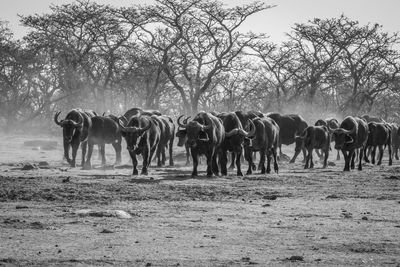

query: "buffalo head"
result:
(332, 126), (356, 150)
(118, 117), (151, 153)
(177, 115), (211, 148)
(54, 111), (83, 143)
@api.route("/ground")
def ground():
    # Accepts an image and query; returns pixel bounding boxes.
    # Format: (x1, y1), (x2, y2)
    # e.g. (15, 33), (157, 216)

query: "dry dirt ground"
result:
(0, 134), (399, 266)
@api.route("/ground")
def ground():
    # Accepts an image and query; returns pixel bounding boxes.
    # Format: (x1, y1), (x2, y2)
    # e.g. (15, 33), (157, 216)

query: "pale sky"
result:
(1, 0), (400, 43)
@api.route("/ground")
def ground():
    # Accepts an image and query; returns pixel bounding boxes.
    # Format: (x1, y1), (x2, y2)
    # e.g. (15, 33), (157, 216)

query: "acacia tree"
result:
(325, 16), (400, 113)
(0, 21), (36, 129)
(21, 0), (145, 112)
(132, 0), (273, 115)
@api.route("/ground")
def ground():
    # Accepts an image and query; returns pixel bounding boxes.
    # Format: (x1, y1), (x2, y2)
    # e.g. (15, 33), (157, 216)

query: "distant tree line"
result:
(1, 0), (399, 132)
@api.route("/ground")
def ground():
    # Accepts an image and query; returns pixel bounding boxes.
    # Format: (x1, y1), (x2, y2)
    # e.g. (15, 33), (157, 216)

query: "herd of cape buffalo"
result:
(53, 107), (396, 176)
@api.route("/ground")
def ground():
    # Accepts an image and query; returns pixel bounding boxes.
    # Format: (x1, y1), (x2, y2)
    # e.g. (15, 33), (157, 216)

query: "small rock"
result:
(287, 256), (304, 261)
(38, 161), (49, 167)
(262, 204), (271, 207)
(146, 263), (152, 267)
(263, 195), (278, 200)
(100, 229), (114, 234)
(326, 194), (339, 199)
(21, 163), (36, 171)
(62, 177), (70, 183)
(217, 218), (222, 221)
(58, 249), (62, 253)
(361, 216), (368, 220)
(16, 205), (29, 209)
(261, 212), (267, 215)
(321, 236), (328, 239)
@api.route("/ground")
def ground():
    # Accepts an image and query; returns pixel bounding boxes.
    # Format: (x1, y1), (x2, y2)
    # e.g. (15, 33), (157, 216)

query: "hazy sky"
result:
(1, 0), (400, 43)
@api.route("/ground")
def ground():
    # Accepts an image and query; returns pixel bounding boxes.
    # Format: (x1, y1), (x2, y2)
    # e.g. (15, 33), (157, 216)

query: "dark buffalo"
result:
(217, 112), (255, 176)
(54, 108), (96, 167)
(363, 122), (392, 166)
(266, 113), (308, 163)
(84, 115), (122, 169)
(234, 110), (263, 168)
(244, 117), (279, 174)
(315, 118), (341, 160)
(390, 123), (400, 160)
(331, 116), (369, 171)
(176, 116), (192, 165)
(119, 115), (160, 175)
(361, 114), (385, 123)
(151, 115), (175, 166)
(177, 112), (224, 177)
(295, 126), (330, 169)
(122, 108), (162, 122)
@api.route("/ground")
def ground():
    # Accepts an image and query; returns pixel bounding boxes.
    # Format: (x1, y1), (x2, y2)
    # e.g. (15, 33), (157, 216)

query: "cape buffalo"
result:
(176, 116), (192, 165)
(54, 108), (96, 167)
(363, 122), (392, 166)
(84, 115), (122, 169)
(390, 123), (400, 160)
(217, 112), (255, 176)
(244, 117), (279, 174)
(177, 112), (224, 177)
(119, 115), (160, 175)
(295, 125), (330, 169)
(331, 116), (369, 171)
(315, 118), (341, 160)
(151, 115), (175, 166)
(266, 113), (308, 163)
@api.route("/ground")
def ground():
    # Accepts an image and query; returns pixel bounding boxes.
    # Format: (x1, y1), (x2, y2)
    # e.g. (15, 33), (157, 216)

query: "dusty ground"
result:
(0, 134), (399, 266)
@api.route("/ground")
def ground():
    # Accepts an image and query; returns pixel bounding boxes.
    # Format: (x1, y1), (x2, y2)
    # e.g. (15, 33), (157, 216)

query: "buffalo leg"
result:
(350, 150), (356, 169)
(85, 142), (94, 170)
(161, 145), (166, 166)
(141, 146), (150, 175)
(236, 150), (243, 176)
(229, 153), (235, 170)
(266, 150), (272, 174)
(112, 141), (122, 165)
(358, 147), (364, 171)
(70, 138), (80, 168)
(309, 149), (314, 168)
(322, 148), (329, 168)
(315, 149), (323, 160)
(155, 144), (162, 167)
(63, 140), (72, 165)
(245, 149), (253, 175)
(80, 140), (88, 168)
(336, 149), (340, 161)
(272, 146), (279, 173)
(129, 151), (138, 175)
(342, 150), (350, 171)
(212, 151), (219, 176)
(388, 140), (393, 166)
(205, 150), (214, 177)
(364, 146), (370, 163)
(377, 145), (384, 165)
(169, 139), (174, 166)
(259, 150), (266, 174)
(191, 149), (198, 177)
(99, 144), (105, 165)
(220, 150), (228, 176)
(371, 147), (376, 165)
(185, 145), (191, 166)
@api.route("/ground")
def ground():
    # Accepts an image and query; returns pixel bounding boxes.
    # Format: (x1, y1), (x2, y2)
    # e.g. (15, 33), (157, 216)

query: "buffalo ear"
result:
(176, 129), (187, 138)
(198, 131), (209, 141)
(345, 134), (353, 143)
